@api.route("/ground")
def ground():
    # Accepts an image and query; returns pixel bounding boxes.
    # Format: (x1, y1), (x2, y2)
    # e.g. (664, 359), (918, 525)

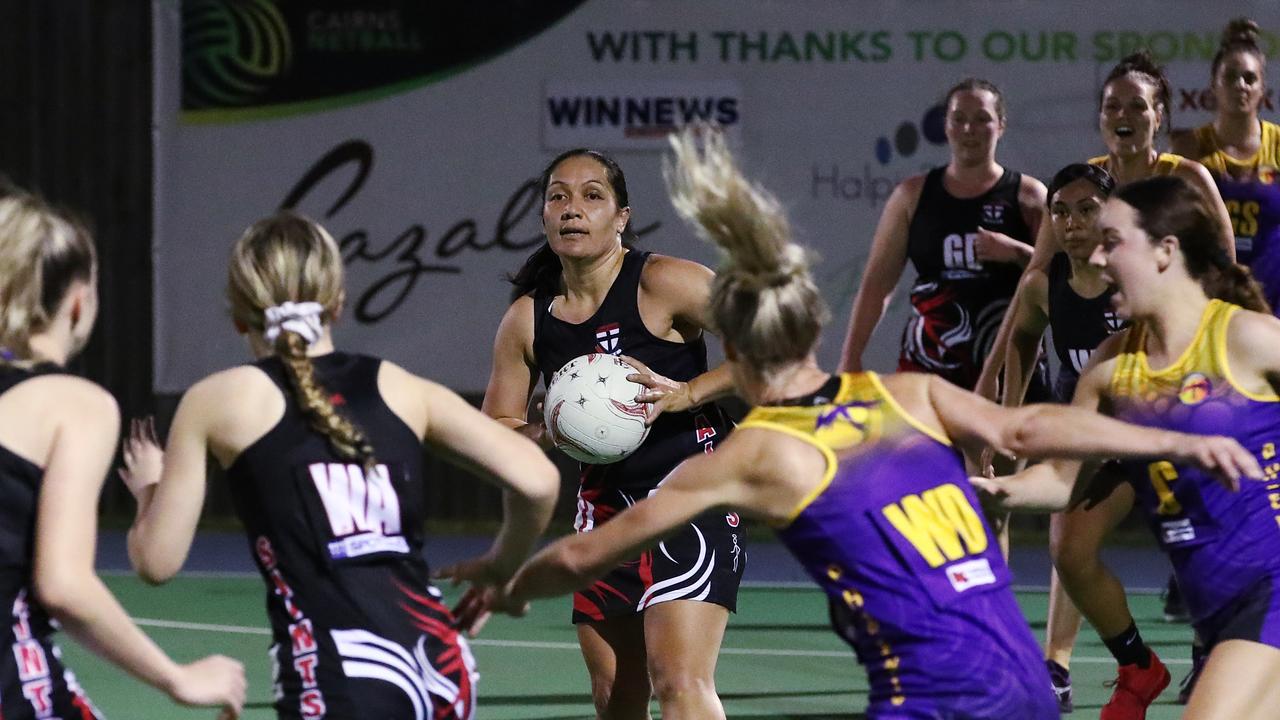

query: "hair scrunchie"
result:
(263, 301), (325, 346)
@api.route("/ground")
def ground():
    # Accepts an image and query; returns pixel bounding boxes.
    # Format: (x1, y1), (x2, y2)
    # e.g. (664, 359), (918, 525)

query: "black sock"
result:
(1046, 659), (1070, 680)
(1103, 622), (1151, 667)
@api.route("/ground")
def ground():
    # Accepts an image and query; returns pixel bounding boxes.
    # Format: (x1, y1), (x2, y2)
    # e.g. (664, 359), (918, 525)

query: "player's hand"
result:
(165, 655), (246, 717)
(119, 417), (164, 499)
(435, 551), (508, 589)
(979, 446), (998, 479)
(523, 402), (552, 449)
(969, 475), (1007, 502)
(973, 227), (1032, 266)
(1172, 434), (1264, 491)
(621, 354), (693, 425)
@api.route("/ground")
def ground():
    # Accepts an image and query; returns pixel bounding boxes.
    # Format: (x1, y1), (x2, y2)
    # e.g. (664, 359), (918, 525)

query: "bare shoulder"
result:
(1018, 173), (1048, 207)
(640, 253), (714, 293)
(1074, 330), (1128, 399)
(377, 359), (436, 437)
(892, 173), (928, 217)
(377, 358), (447, 399)
(1018, 264), (1051, 303)
(1227, 308), (1280, 357)
(878, 371), (933, 404)
(715, 427), (825, 525)
(31, 375), (119, 423)
(1172, 157), (1217, 188)
(186, 365), (275, 406)
(496, 294), (536, 343)
(896, 173), (928, 197)
(181, 365), (285, 453)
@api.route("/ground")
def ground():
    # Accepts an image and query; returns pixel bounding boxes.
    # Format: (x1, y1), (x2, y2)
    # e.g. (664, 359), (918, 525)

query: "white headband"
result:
(264, 301), (325, 347)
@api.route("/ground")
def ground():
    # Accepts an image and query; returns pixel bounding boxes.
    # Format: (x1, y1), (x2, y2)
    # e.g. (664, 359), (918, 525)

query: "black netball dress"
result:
(0, 364), (103, 720)
(227, 353), (476, 719)
(532, 250), (744, 623)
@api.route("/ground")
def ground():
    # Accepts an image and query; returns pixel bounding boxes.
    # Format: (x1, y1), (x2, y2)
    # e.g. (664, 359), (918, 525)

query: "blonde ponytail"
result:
(664, 127), (828, 372)
(228, 211), (375, 467)
(0, 193), (95, 359)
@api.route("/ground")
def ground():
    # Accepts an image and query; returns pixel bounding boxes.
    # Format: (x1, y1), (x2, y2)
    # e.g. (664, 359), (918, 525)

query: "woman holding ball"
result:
(481, 148), (741, 719)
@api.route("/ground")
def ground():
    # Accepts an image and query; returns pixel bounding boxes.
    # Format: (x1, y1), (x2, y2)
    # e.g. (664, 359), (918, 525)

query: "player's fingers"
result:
(619, 354), (651, 375)
(467, 610), (492, 637)
(146, 415), (159, 443)
(628, 374), (659, 389)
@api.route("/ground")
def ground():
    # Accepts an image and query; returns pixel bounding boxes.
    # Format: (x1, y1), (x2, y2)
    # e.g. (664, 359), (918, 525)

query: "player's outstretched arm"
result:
(963, 339), (1262, 510)
(504, 434), (760, 605)
(36, 378), (246, 716)
(421, 374), (559, 584)
(123, 371), (229, 584)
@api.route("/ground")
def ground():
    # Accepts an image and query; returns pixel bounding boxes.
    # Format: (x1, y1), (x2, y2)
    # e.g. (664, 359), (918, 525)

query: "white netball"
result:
(544, 354), (651, 464)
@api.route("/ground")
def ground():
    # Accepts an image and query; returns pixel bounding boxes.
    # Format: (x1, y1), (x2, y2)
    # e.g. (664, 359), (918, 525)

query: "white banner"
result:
(154, 0), (1280, 393)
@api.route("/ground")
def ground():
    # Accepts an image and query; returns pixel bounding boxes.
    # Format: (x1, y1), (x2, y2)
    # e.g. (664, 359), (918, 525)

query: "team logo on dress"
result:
(814, 400), (877, 446)
(594, 322), (621, 355)
(1103, 310), (1125, 333)
(981, 202), (1007, 226)
(1178, 372), (1212, 405)
(1259, 165), (1277, 185)
(725, 512), (740, 527)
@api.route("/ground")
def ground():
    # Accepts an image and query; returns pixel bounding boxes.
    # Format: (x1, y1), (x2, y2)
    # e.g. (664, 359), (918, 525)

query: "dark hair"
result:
(1211, 17), (1266, 82)
(1047, 163), (1116, 207)
(506, 148), (635, 302)
(1115, 175), (1269, 313)
(945, 78), (1006, 122)
(1101, 51), (1172, 132)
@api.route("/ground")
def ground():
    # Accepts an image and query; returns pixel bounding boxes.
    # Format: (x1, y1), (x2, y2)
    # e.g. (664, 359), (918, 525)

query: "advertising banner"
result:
(155, 0), (1279, 393)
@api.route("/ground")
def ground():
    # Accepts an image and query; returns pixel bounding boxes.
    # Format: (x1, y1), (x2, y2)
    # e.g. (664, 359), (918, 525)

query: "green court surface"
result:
(67, 574), (1197, 719)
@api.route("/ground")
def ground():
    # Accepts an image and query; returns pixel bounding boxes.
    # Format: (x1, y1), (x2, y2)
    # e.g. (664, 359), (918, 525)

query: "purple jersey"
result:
(740, 372), (1056, 719)
(1191, 121), (1280, 313)
(1110, 300), (1280, 622)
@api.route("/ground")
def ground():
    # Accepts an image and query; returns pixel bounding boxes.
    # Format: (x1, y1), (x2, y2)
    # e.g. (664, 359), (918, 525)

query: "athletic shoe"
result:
(1046, 660), (1072, 713)
(1176, 644), (1207, 705)
(1161, 575), (1190, 623)
(1099, 650), (1170, 720)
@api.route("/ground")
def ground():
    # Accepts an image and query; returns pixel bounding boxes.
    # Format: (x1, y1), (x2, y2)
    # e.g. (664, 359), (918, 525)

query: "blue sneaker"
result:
(1046, 660), (1072, 714)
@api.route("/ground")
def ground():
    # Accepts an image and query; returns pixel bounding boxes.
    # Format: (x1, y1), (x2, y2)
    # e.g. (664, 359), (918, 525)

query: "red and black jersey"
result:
(530, 250), (744, 623)
(0, 364), (103, 720)
(901, 167), (1048, 395)
(531, 249), (732, 495)
(226, 353), (476, 719)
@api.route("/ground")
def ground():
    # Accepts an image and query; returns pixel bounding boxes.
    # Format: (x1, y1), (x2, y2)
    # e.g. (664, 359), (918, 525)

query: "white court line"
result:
(130, 617), (1191, 665)
(103, 573), (1167, 595)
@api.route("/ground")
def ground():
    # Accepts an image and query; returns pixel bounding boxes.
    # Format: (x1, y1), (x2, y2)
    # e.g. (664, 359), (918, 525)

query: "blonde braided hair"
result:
(227, 211), (376, 466)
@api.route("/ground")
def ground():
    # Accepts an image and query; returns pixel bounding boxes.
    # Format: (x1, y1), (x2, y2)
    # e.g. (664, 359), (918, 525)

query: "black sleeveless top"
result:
(0, 364), (65, 644)
(532, 250), (731, 493)
(225, 353), (440, 654)
(901, 167), (1040, 390)
(1046, 252), (1126, 402)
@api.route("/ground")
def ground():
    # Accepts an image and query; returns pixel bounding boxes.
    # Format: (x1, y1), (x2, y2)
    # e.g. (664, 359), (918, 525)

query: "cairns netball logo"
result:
(183, 0), (292, 109)
(1178, 372), (1212, 405)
